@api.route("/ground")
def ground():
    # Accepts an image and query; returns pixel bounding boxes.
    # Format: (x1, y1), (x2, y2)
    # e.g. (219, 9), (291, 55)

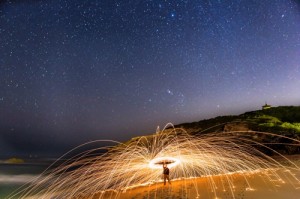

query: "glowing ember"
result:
(149, 156), (180, 169)
(9, 124), (300, 199)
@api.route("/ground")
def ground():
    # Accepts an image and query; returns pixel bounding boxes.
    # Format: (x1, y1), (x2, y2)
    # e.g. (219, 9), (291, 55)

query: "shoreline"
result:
(3, 155), (300, 199)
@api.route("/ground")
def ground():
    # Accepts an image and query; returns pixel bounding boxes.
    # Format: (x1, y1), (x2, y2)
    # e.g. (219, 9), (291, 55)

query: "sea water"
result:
(0, 163), (49, 198)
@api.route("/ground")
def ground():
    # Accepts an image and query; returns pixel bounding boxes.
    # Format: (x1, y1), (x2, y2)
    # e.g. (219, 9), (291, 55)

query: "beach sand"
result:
(15, 156), (300, 199)
(94, 167), (300, 199)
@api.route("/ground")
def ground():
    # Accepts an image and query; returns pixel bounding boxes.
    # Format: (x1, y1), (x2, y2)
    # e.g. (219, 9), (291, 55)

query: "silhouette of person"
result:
(163, 164), (171, 185)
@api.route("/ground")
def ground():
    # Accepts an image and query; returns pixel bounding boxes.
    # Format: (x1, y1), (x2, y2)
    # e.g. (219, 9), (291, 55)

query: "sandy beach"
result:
(94, 170), (300, 199)
(93, 156), (300, 199)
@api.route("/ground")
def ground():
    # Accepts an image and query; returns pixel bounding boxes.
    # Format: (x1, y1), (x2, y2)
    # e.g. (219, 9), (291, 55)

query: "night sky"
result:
(1, 0), (300, 157)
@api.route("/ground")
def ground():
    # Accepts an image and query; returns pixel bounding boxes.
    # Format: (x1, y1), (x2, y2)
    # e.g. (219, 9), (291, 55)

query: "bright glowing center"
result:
(149, 157), (180, 169)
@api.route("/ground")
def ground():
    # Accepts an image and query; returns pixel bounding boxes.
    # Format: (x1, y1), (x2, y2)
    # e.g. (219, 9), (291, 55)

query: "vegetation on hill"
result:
(175, 106), (300, 135)
(127, 106), (300, 155)
(242, 106), (300, 134)
(173, 106), (300, 155)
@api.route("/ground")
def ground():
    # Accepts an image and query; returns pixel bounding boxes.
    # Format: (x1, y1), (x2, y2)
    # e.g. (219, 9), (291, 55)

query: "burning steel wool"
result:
(10, 124), (300, 199)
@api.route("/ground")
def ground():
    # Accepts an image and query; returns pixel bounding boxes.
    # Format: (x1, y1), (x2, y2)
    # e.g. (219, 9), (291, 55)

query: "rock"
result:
(223, 122), (250, 132)
(4, 157), (25, 164)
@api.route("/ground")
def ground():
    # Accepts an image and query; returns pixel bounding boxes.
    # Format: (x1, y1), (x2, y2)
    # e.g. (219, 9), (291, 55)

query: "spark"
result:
(149, 156), (180, 169)
(10, 124), (300, 198)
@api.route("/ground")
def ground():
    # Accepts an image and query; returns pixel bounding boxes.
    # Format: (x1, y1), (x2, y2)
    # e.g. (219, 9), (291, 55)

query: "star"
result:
(167, 89), (174, 95)
(0, 0), (299, 157)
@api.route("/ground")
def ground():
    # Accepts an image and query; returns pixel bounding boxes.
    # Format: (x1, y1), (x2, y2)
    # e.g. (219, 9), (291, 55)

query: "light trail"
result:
(9, 124), (300, 199)
(149, 156), (180, 169)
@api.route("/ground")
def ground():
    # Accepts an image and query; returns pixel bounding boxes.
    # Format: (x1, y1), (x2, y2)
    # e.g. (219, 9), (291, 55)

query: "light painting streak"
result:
(9, 124), (300, 199)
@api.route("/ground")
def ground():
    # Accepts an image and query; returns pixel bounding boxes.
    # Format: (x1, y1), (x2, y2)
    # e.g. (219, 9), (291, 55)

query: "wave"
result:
(0, 174), (39, 184)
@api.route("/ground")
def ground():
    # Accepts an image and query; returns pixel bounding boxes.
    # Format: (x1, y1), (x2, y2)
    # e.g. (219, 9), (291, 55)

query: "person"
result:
(163, 164), (171, 185)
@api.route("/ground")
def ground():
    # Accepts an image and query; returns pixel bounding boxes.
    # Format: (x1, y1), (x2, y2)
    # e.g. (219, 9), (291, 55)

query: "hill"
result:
(175, 106), (300, 134)
(174, 106), (300, 155)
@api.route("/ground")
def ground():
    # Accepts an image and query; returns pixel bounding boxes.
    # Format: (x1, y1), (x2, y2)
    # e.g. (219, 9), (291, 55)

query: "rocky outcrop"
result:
(4, 157), (25, 164)
(223, 122), (250, 132)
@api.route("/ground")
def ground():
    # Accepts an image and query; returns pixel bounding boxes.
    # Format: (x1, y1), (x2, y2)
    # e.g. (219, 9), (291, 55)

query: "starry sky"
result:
(1, 0), (300, 157)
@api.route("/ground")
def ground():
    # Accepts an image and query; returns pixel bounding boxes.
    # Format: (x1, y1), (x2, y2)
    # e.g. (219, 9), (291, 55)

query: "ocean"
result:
(0, 163), (50, 198)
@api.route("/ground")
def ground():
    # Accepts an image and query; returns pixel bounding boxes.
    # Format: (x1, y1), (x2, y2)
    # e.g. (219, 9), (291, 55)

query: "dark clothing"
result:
(163, 166), (171, 185)
(163, 174), (170, 185)
(163, 167), (169, 175)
